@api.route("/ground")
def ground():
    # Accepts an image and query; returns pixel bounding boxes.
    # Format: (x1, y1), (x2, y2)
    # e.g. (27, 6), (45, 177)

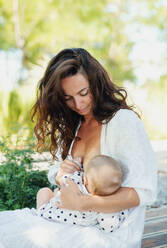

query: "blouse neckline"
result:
(68, 120), (106, 160)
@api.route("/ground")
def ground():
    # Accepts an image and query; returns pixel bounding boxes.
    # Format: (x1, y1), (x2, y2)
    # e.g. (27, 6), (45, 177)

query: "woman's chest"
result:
(71, 123), (102, 166)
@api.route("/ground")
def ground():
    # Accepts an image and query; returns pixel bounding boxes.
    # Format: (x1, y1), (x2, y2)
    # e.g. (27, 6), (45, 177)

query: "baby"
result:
(36, 155), (128, 233)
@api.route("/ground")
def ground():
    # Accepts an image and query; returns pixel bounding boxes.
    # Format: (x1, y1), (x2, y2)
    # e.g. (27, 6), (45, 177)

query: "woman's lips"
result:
(77, 107), (88, 113)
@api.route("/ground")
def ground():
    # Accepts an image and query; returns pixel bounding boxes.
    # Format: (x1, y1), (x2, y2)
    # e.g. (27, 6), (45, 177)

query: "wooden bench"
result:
(142, 206), (167, 248)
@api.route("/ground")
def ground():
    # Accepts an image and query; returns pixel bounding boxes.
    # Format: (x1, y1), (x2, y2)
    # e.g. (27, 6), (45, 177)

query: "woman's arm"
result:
(85, 187), (140, 212)
(57, 110), (157, 212)
(56, 179), (140, 213)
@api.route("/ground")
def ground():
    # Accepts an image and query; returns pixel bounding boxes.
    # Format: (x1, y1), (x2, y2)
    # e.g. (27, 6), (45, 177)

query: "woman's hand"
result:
(56, 179), (88, 211)
(55, 159), (81, 185)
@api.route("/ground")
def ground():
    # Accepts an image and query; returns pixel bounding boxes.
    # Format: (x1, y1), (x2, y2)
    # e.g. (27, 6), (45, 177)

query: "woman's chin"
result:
(76, 108), (89, 115)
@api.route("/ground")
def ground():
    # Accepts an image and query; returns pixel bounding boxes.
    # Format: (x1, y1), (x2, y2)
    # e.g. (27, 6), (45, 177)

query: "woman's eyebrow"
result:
(64, 87), (88, 96)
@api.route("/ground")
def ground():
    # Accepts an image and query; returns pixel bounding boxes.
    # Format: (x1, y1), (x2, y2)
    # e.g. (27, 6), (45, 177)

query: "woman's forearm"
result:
(82, 187), (140, 213)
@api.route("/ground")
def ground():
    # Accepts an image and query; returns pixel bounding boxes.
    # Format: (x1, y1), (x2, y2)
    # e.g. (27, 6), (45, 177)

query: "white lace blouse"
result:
(48, 109), (158, 247)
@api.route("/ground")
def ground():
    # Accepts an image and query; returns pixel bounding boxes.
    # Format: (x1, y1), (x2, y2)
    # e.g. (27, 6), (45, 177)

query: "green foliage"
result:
(0, 139), (50, 211)
(141, 76), (167, 139)
(1, 90), (34, 143)
(6, 90), (22, 126)
(146, 76), (167, 103)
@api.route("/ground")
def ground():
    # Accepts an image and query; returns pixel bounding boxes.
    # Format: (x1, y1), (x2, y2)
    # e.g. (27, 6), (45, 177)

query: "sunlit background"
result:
(0, 0), (167, 147)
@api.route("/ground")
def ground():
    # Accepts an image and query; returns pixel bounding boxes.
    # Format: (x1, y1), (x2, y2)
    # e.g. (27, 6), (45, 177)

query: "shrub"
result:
(0, 140), (51, 211)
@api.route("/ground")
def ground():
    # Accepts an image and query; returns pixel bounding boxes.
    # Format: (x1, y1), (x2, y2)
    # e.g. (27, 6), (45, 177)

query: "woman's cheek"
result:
(65, 101), (72, 108)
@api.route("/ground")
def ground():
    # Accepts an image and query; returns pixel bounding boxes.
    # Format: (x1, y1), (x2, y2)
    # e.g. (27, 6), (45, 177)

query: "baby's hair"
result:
(85, 155), (123, 196)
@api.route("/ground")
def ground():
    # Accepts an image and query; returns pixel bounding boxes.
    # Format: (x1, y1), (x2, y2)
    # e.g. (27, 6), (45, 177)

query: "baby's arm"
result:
(97, 210), (128, 233)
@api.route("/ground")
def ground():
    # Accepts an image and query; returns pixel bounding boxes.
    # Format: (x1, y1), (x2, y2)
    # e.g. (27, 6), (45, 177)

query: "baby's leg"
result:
(36, 187), (54, 209)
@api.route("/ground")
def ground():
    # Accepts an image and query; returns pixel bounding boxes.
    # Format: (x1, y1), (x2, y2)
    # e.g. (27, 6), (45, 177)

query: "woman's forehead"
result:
(61, 73), (89, 95)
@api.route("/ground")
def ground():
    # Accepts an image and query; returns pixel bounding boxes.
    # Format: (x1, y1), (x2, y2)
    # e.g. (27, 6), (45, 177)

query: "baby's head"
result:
(84, 155), (123, 196)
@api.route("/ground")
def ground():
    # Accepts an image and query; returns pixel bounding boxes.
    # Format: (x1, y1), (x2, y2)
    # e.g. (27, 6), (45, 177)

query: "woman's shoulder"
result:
(108, 109), (140, 127)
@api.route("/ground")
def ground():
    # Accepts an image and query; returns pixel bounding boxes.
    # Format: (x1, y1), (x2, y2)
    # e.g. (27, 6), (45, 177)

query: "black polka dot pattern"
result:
(37, 171), (128, 233)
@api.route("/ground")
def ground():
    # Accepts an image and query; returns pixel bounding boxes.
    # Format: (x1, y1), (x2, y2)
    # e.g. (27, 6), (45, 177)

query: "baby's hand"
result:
(56, 158), (81, 185)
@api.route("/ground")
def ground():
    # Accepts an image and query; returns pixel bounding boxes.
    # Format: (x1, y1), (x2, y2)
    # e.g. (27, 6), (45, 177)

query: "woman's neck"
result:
(83, 114), (98, 126)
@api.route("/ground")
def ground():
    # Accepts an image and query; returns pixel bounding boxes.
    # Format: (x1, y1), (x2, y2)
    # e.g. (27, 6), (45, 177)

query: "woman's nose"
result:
(74, 97), (82, 109)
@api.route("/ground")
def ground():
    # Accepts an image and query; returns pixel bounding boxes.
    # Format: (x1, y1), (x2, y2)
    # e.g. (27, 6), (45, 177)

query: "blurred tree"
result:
(8, 91), (21, 123)
(134, 0), (167, 33)
(0, 0), (136, 85)
(0, 0), (166, 140)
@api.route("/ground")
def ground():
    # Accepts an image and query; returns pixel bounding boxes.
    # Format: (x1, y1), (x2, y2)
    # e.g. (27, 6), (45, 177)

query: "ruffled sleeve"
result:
(105, 109), (158, 206)
(47, 149), (63, 185)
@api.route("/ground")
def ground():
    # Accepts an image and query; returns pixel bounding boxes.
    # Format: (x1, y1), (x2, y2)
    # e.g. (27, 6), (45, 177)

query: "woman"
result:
(0, 48), (157, 248)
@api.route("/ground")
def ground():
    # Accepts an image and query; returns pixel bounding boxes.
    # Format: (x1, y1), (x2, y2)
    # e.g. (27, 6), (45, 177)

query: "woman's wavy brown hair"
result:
(31, 48), (138, 160)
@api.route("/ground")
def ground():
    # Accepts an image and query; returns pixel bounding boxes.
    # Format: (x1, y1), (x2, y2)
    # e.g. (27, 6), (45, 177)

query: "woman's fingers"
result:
(56, 179), (84, 210)
(60, 159), (81, 172)
(61, 179), (81, 192)
(65, 178), (81, 189)
(64, 159), (81, 169)
(56, 158), (82, 185)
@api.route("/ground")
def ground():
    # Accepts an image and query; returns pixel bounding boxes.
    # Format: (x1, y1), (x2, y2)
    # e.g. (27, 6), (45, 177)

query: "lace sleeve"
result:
(47, 161), (62, 185)
(47, 148), (63, 185)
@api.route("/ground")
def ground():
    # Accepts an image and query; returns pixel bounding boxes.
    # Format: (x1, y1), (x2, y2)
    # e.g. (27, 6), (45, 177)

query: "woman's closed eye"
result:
(79, 88), (89, 96)
(64, 88), (89, 101)
(64, 96), (72, 101)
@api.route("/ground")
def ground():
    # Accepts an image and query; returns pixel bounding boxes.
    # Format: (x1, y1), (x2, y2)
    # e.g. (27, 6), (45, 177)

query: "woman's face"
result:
(61, 73), (93, 117)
